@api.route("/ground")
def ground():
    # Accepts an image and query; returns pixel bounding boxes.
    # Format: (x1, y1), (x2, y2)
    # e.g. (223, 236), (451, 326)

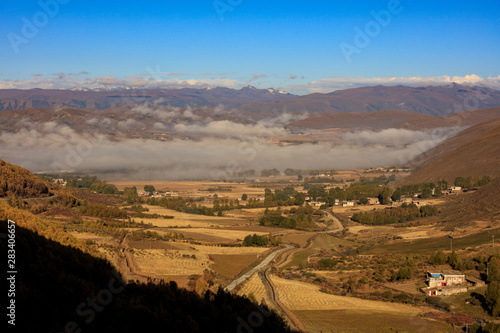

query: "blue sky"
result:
(1, 0), (499, 94)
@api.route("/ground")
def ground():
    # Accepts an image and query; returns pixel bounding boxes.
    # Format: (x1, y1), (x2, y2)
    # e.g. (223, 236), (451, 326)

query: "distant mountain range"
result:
(0, 85), (293, 111)
(236, 84), (500, 117)
(1, 84), (500, 116)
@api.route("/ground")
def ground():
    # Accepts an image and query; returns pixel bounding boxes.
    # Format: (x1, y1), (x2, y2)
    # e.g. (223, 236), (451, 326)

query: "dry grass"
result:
(133, 248), (210, 276)
(280, 233), (315, 247)
(270, 275), (420, 313)
(210, 254), (259, 278)
(295, 309), (451, 333)
(237, 273), (274, 306)
(170, 227), (268, 242)
(191, 244), (268, 255)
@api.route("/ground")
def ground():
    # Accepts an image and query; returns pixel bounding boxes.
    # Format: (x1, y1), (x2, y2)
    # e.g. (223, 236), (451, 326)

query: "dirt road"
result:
(323, 210), (344, 234)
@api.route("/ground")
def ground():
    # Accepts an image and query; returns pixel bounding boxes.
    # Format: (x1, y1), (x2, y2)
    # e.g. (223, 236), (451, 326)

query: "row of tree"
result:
(243, 234), (270, 247)
(79, 201), (128, 219)
(259, 206), (321, 230)
(454, 175), (491, 189)
(351, 203), (439, 225)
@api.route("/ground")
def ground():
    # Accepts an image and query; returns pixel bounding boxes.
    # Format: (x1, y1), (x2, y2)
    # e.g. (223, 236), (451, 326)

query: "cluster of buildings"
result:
(305, 199), (357, 208)
(53, 178), (67, 186)
(137, 191), (178, 198)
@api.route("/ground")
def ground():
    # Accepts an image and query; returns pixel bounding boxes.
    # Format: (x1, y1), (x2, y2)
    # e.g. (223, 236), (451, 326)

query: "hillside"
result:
(0, 221), (289, 332)
(0, 158), (50, 198)
(0, 161), (290, 332)
(441, 177), (500, 223)
(404, 108), (500, 167)
(401, 117), (500, 184)
(287, 107), (500, 131)
(238, 84), (500, 117)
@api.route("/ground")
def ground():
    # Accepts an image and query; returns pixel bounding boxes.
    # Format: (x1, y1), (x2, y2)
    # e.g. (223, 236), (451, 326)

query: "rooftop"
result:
(427, 270), (464, 276)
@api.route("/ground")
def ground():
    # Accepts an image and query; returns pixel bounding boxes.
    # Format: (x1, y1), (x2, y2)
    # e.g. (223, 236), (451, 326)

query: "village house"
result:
(334, 199), (340, 206)
(53, 178), (67, 186)
(449, 186), (462, 192)
(310, 201), (326, 208)
(367, 197), (379, 205)
(342, 200), (354, 207)
(422, 270), (483, 296)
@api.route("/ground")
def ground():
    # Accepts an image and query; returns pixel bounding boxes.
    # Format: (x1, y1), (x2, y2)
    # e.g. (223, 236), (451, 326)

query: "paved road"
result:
(225, 244), (293, 292)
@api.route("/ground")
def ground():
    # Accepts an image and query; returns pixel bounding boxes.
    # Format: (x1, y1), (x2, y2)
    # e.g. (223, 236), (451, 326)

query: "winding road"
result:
(224, 244), (293, 292)
(323, 210), (344, 234)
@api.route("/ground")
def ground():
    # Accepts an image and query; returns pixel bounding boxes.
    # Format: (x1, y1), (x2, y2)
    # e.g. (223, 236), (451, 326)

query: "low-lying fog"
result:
(0, 118), (463, 180)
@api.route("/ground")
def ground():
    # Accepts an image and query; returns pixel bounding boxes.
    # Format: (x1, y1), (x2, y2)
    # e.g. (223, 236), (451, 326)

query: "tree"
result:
(429, 251), (446, 265)
(358, 196), (368, 205)
(293, 192), (305, 206)
(391, 188), (402, 202)
(297, 175), (303, 181)
(144, 185), (156, 194)
(437, 180), (448, 190)
(421, 188), (432, 199)
(486, 281), (500, 316)
(378, 186), (393, 205)
(448, 251), (462, 270)
(241, 193), (248, 201)
(488, 258), (500, 283)
(124, 186), (139, 204)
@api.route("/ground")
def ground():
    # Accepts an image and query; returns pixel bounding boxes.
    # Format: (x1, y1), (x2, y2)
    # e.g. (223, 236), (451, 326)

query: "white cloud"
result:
(0, 125), (459, 180)
(173, 120), (286, 139)
(117, 119), (142, 129)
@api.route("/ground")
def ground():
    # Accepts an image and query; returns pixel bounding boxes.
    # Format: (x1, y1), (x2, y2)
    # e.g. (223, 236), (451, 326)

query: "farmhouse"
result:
(423, 270), (469, 296)
(334, 199), (340, 206)
(53, 178), (67, 186)
(310, 201), (326, 208)
(342, 201), (354, 207)
(367, 197), (379, 205)
(449, 186), (462, 192)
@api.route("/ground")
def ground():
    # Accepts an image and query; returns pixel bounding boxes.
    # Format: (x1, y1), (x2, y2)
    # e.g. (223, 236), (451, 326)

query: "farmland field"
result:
(294, 309), (451, 333)
(68, 177), (499, 331)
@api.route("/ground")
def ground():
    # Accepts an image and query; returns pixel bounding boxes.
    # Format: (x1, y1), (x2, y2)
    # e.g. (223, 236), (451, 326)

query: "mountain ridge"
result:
(1, 84), (500, 116)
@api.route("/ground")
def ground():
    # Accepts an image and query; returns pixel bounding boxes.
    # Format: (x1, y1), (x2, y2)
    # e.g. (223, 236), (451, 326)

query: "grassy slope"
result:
(401, 117), (500, 185)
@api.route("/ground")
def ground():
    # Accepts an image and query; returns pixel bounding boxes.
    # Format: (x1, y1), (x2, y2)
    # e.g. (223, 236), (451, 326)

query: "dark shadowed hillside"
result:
(0, 222), (289, 333)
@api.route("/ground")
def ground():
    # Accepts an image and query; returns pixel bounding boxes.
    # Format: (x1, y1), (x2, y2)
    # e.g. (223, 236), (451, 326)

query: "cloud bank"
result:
(0, 122), (460, 180)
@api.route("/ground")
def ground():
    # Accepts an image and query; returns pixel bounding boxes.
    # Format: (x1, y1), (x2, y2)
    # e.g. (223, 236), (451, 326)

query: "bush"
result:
(425, 297), (451, 312)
